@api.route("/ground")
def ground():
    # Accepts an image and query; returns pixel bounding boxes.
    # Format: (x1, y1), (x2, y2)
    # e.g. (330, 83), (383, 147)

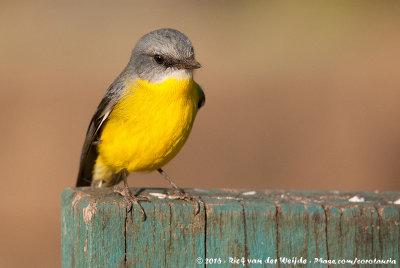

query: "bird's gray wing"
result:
(76, 79), (125, 187)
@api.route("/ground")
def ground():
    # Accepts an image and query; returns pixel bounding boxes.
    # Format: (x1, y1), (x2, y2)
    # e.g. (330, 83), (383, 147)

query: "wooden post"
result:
(62, 188), (400, 267)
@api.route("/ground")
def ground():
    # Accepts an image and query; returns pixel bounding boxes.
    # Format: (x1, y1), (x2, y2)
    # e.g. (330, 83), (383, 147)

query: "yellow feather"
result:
(93, 78), (200, 184)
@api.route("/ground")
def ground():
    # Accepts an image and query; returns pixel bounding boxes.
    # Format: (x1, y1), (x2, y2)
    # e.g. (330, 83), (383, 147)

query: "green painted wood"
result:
(124, 194), (206, 267)
(62, 188), (400, 267)
(241, 197), (277, 264)
(277, 202), (328, 267)
(203, 197), (246, 267)
(62, 188), (126, 267)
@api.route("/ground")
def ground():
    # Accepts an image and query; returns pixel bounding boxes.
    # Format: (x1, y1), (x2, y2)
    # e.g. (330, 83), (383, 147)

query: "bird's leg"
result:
(157, 168), (202, 215)
(157, 168), (180, 191)
(113, 169), (146, 221)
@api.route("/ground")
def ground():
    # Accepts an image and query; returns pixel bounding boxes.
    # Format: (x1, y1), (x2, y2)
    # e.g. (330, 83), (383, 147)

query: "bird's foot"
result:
(169, 189), (203, 215)
(113, 185), (147, 221)
(157, 168), (203, 215)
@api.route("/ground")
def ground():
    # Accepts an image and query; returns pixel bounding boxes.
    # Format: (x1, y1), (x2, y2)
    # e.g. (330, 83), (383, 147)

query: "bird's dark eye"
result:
(154, 54), (164, 64)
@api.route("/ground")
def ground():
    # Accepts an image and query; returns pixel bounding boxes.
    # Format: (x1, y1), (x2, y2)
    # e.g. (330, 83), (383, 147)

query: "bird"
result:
(76, 28), (205, 220)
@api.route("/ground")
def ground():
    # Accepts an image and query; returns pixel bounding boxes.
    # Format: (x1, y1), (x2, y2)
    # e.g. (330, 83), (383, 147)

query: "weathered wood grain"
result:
(62, 188), (400, 267)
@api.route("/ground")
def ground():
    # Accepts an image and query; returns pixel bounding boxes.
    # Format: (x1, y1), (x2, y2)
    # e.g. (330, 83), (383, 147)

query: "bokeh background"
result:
(1, 0), (399, 266)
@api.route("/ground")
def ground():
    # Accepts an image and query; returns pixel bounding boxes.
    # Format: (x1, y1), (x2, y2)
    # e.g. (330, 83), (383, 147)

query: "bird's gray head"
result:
(129, 28), (200, 84)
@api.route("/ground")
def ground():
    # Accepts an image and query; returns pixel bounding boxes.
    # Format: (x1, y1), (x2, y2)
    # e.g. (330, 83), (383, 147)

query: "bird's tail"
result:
(76, 159), (95, 187)
(76, 141), (98, 187)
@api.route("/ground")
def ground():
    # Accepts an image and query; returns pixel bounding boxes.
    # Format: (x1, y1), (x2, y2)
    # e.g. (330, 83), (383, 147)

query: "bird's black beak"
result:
(182, 59), (201, 69)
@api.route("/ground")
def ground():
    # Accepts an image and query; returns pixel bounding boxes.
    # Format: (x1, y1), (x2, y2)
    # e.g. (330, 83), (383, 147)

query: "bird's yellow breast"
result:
(97, 78), (200, 173)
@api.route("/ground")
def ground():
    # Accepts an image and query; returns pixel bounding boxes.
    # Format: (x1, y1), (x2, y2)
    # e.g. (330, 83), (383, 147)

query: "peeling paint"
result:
(84, 237), (88, 253)
(72, 191), (89, 208)
(242, 191), (256, 196)
(149, 192), (167, 199)
(216, 196), (237, 200)
(83, 202), (97, 226)
(348, 196), (365, 203)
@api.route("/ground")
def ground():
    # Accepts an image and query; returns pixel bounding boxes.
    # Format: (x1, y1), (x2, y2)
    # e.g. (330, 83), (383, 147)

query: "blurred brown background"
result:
(1, 0), (399, 266)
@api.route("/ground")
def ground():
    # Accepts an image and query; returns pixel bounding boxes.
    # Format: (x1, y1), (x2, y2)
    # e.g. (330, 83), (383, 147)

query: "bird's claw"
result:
(113, 185), (146, 221)
(169, 190), (202, 215)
